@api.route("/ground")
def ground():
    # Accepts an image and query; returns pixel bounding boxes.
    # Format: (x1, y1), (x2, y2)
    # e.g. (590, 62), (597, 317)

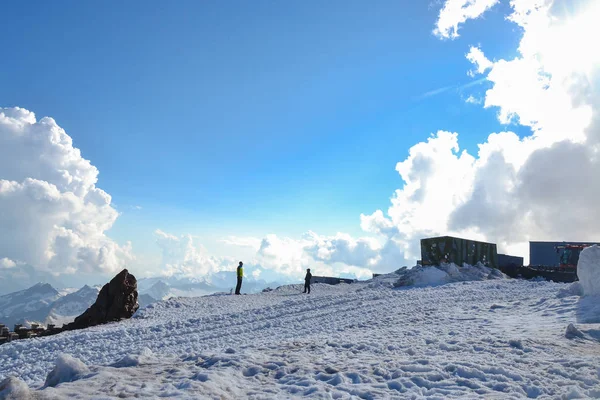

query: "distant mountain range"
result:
(137, 270), (288, 299)
(0, 272), (286, 329)
(0, 283), (97, 329)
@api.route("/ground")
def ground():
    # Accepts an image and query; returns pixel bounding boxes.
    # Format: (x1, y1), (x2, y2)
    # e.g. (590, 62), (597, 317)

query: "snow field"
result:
(1, 275), (600, 399)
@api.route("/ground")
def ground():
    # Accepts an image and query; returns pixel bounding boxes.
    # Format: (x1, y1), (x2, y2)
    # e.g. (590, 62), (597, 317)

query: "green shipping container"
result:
(420, 236), (498, 268)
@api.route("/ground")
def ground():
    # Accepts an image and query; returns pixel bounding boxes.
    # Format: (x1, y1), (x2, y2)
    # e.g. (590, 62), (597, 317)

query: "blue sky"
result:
(7, 0), (592, 285)
(4, 2), (517, 239)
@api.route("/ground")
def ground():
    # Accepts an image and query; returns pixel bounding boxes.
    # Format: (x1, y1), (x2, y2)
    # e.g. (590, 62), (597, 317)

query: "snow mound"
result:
(577, 245), (600, 296)
(44, 354), (90, 388)
(112, 347), (156, 368)
(394, 262), (505, 288)
(557, 282), (584, 298)
(364, 268), (407, 289)
(0, 377), (31, 400)
(395, 266), (450, 287)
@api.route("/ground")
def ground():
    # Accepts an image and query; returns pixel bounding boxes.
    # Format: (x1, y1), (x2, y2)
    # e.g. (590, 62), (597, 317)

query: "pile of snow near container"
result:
(578, 245), (600, 296)
(1, 260), (600, 399)
(564, 244), (600, 331)
(392, 262), (505, 288)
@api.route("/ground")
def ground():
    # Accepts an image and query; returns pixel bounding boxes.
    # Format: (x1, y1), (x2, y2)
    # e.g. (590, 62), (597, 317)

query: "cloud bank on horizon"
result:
(153, 230), (381, 282)
(1, 0), (599, 286)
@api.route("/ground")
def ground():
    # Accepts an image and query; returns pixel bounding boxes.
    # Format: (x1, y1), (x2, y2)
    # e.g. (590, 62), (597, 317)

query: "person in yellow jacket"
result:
(235, 261), (244, 295)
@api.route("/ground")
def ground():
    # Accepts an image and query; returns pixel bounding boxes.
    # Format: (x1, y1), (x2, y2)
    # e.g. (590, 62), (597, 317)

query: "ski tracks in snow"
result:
(1, 280), (600, 399)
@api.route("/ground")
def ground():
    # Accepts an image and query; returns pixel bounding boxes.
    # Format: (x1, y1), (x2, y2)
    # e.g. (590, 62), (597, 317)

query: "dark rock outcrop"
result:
(65, 269), (139, 331)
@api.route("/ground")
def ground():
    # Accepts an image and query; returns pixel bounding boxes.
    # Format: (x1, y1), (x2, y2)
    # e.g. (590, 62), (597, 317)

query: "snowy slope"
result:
(44, 285), (101, 327)
(138, 293), (159, 309)
(141, 281), (171, 301)
(1, 267), (600, 399)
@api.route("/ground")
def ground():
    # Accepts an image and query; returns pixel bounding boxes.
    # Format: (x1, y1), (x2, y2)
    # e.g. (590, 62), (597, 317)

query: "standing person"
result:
(235, 261), (243, 295)
(303, 268), (312, 294)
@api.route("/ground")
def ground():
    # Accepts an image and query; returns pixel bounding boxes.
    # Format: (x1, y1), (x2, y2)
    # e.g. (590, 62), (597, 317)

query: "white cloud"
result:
(364, 0), (600, 263)
(303, 231), (381, 267)
(0, 108), (133, 277)
(257, 232), (399, 278)
(0, 257), (16, 269)
(390, 131), (476, 238)
(155, 229), (235, 277)
(255, 234), (311, 276)
(360, 210), (399, 237)
(465, 95), (482, 104)
(254, 232), (382, 279)
(466, 46), (493, 76)
(219, 236), (262, 250)
(434, 0), (500, 39)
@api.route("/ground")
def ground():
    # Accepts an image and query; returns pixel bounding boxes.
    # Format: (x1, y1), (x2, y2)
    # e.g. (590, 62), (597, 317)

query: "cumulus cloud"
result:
(0, 107), (133, 277)
(434, 0), (500, 39)
(364, 0), (600, 263)
(466, 47), (493, 76)
(390, 131), (476, 237)
(360, 210), (399, 237)
(255, 234), (312, 276)
(303, 231), (381, 267)
(155, 229), (236, 277)
(450, 0), (600, 248)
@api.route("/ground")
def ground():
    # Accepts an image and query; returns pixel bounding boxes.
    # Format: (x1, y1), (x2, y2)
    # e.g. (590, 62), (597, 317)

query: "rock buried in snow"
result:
(565, 323), (585, 339)
(65, 269), (139, 330)
(577, 245), (600, 296)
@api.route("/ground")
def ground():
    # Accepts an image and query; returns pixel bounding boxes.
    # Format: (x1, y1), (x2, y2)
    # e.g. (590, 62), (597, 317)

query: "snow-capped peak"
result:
(0, 283), (62, 328)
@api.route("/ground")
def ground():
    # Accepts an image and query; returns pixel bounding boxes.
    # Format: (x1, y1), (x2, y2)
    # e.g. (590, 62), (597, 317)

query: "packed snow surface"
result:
(1, 265), (600, 399)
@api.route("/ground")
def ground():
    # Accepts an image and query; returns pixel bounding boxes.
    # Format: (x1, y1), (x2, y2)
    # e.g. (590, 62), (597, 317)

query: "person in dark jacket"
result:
(303, 268), (312, 294)
(235, 261), (243, 295)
